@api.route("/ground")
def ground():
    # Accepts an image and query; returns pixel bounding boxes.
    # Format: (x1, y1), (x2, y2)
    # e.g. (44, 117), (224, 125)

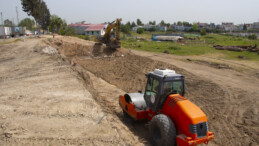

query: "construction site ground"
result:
(0, 35), (258, 145)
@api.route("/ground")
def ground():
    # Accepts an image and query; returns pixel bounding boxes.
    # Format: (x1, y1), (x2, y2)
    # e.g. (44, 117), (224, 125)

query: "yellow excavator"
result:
(95, 18), (121, 49)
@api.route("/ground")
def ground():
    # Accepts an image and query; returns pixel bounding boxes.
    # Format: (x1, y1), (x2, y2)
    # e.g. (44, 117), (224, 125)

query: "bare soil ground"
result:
(0, 37), (144, 145)
(0, 35), (258, 146)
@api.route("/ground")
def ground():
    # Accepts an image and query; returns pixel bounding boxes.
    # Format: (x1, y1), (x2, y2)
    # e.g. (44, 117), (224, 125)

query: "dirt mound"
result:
(45, 38), (131, 58)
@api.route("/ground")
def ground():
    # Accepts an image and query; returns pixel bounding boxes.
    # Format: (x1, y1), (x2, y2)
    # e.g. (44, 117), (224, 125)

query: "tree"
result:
(160, 20), (165, 26)
(148, 27), (156, 32)
(137, 28), (144, 34)
(126, 21), (131, 28)
(200, 29), (206, 35)
(192, 23), (198, 31)
(148, 21), (156, 25)
(166, 23), (170, 28)
(152, 21), (156, 25)
(137, 18), (143, 26)
(131, 21), (136, 28)
(21, 0), (50, 29)
(50, 15), (63, 34)
(177, 21), (183, 26)
(183, 21), (191, 27)
(19, 18), (35, 30)
(61, 27), (76, 36)
(167, 28), (175, 32)
(243, 25), (247, 31)
(120, 24), (131, 34)
(248, 34), (257, 40)
(4, 19), (13, 26)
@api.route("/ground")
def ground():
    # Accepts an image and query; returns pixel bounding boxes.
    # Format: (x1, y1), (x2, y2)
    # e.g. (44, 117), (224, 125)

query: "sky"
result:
(1, 0), (259, 25)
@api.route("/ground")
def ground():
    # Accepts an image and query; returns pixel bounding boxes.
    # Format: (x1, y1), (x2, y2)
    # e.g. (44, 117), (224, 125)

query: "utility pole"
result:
(16, 6), (19, 25)
(1, 12), (5, 43)
(12, 18), (15, 26)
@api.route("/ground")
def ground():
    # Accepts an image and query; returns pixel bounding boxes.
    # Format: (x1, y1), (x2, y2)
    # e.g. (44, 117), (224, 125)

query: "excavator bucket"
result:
(108, 39), (121, 49)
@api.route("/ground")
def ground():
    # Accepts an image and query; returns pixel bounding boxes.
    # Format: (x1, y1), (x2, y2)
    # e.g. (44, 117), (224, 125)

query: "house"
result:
(245, 24), (253, 30)
(208, 23), (216, 29)
(142, 24), (167, 31)
(222, 22), (235, 31)
(216, 24), (224, 30)
(252, 22), (259, 31)
(68, 23), (107, 36)
(68, 24), (90, 35)
(84, 24), (107, 36)
(198, 23), (208, 28)
(171, 25), (192, 31)
(235, 24), (252, 31)
(156, 26), (167, 32)
(236, 24), (244, 31)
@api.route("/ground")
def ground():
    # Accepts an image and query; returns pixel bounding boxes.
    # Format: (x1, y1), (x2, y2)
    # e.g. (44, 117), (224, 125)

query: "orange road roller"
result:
(119, 69), (214, 146)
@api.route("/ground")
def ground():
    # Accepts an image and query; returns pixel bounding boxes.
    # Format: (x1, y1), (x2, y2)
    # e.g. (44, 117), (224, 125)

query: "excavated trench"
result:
(45, 37), (258, 145)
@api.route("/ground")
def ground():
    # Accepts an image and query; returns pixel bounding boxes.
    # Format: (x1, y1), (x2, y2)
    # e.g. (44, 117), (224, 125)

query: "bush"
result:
(200, 29), (206, 35)
(61, 27), (76, 36)
(120, 24), (131, 34)
(78, 35), (89, 40)
(166, 28), (175, 32)
(60, 29), (65, 35)
(168, 46), (181, 50)
(248, 34), (257, 40)
(148, 27), (156, 32)
(137, 28), (144, 34)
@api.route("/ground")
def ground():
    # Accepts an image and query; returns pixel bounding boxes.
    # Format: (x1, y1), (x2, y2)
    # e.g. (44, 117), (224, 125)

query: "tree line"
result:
(14, 1), (253, 36)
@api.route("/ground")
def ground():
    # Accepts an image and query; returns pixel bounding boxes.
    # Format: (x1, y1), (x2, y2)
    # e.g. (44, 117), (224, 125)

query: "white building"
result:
(222, 22), (235, 31)
(0, 26), (12, 38)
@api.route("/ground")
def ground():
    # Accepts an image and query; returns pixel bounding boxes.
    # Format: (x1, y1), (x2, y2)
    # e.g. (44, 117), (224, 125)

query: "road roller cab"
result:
(119, 69), (214, 145)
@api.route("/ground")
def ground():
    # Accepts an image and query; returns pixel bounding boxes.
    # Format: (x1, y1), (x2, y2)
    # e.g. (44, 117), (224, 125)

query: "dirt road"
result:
(0, 38), (143, 145)
(0, 36), (258, 146)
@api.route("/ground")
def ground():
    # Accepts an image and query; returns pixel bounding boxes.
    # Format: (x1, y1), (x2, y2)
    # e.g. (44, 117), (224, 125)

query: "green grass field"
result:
(121, 32), (259, 61)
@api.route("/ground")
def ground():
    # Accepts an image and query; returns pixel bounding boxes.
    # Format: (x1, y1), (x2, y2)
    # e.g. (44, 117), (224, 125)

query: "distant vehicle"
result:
(26, 32), (33, 36)
(12, 27), (26, 36)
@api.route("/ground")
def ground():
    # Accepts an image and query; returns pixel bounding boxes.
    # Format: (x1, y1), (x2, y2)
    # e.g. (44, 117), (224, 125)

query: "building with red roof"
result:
(68, 23), (107, 36)
(84, 24), (107, 36)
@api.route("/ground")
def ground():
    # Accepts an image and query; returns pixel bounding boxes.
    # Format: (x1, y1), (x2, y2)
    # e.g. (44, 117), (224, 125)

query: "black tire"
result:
(122, 106), (131, 119)
(123, 109), (130, 117)
(149, 114), (177, 146)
